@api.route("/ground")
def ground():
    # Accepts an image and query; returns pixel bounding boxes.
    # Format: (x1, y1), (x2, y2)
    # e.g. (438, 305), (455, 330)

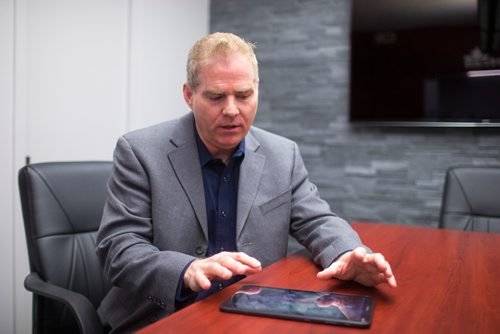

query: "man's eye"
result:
(209, 95), (223, 101)
(237, 93), (252, 100)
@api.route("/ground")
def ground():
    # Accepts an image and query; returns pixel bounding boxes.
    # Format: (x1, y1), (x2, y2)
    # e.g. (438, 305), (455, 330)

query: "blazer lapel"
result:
(236, 130), (266, 239)
(166, 116), (266, 242)
(167, 114), (208, 240)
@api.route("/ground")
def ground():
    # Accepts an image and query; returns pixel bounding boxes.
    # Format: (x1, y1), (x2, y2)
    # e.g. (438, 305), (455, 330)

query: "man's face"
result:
(183, 52), (259, 160)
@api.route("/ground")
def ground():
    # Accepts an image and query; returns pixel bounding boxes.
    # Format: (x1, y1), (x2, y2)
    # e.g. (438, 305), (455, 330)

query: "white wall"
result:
(0, 1), (15, 333)
(1, 1), (209, 333)
(129, 0), (210, 128)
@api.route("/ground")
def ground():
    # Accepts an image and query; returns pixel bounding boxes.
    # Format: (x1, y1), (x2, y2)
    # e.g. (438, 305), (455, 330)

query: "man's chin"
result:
(217, 134), (245, 146)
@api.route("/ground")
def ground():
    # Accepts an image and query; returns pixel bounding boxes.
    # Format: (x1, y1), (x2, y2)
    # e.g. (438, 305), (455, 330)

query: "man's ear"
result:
(183, 83), (194, 109)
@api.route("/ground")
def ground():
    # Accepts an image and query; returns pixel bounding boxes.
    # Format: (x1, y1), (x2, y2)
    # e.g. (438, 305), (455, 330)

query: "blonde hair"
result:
(186, 32), (259, 90)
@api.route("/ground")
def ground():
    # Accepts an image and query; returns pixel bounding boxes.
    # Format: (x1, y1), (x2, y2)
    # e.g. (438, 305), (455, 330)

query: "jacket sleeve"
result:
(288, 142), (367, 269)
(96, 136), (196, 315)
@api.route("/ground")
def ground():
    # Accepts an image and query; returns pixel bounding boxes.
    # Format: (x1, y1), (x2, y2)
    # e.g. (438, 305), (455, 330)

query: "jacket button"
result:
(195, 246), (205, 255)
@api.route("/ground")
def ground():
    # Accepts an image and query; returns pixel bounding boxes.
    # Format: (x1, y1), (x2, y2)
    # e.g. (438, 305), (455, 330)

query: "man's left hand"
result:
(317, 247), (397, 288)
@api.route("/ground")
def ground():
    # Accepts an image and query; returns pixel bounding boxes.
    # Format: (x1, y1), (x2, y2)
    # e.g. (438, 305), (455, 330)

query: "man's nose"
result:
(222, 97), (239, 117)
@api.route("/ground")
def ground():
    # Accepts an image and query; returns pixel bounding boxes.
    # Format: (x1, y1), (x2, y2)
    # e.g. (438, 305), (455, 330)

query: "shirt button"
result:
(218, 283), (223, 290)
(223, 176), (228, 182)
(221, 210), (226, 217)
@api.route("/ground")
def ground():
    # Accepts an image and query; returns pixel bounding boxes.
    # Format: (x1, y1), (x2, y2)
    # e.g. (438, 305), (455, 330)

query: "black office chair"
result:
(439, 166), (500, 233)
(18, 161), (113, 334)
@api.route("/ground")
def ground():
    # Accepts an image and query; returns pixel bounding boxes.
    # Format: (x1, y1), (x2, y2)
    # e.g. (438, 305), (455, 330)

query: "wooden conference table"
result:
(137, 222), (500, 333)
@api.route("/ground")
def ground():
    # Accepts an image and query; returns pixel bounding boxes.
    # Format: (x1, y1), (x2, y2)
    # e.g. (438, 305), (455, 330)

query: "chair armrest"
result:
(24, 272), (105, 334)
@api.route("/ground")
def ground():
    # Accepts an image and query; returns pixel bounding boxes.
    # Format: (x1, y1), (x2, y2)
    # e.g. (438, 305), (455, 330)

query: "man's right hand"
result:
(184, 252), (262, 292)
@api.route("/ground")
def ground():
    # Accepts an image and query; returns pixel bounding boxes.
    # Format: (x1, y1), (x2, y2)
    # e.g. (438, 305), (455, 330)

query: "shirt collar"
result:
(195, 127), (245, 167)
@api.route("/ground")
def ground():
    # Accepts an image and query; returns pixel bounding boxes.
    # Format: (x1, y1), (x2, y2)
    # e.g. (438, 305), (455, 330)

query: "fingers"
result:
(229, 252), (262, 272)
(387, 274), (397, 288)
(317, 247), (397, 288)
(352, 246), (367, 260)
(317, 259), (342, 280)
(357, 251), (397, 288)
(363, 252), (397, 288)
(378, 259), (397, 288)
(317, 248), (363, 280)
(184, 252), (262, 292)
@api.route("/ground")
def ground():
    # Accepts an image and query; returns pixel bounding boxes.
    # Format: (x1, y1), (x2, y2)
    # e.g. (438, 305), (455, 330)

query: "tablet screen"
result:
(220, 285), (374, 327)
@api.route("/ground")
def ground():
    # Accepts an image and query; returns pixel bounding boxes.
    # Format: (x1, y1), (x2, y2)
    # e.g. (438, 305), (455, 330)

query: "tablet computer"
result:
(220, 285), (374, 328)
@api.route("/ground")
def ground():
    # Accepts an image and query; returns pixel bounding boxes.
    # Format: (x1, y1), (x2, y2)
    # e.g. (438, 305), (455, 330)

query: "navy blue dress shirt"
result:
(175, 130), (246, 307)
(195, 131), (246, 299)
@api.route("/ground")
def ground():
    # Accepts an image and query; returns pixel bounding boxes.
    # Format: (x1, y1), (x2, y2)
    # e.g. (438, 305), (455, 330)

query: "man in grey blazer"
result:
(96, 32), (396, 333)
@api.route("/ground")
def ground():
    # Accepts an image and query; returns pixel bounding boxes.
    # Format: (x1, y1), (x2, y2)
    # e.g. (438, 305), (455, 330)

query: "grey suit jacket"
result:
(96, 113), (363, 332)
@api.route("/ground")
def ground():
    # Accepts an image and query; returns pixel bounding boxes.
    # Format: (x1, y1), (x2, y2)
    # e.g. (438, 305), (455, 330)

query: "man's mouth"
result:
(220, 124), (239, 129)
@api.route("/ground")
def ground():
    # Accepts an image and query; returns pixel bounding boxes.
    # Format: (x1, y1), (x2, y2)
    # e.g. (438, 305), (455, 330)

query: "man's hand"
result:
(184, 252), (262, 292)
(317, 247), (397, 288)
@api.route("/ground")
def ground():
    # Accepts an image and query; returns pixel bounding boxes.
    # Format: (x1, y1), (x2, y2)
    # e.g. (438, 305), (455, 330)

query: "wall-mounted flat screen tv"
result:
(350, 0), (500, 127)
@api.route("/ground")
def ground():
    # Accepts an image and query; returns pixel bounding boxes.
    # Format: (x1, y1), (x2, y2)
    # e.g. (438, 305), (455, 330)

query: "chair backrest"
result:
(19, 161), (113, 332)
(439, 166), (500, 233)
